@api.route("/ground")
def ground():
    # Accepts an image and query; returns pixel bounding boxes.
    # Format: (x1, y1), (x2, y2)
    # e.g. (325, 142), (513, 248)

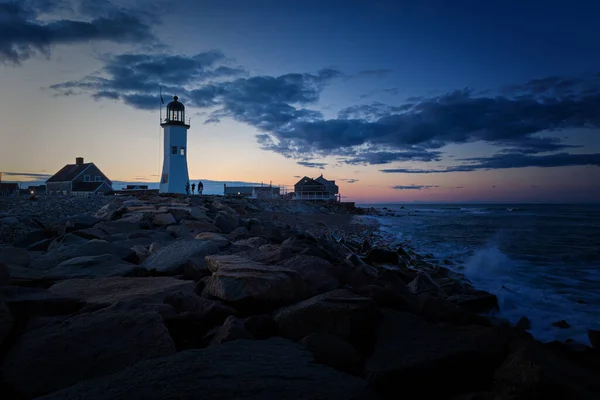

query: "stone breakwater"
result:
(0, 195), (598, 399)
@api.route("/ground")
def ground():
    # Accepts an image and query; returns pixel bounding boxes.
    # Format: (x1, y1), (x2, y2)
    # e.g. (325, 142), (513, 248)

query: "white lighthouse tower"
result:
(159, 95), (190, 194)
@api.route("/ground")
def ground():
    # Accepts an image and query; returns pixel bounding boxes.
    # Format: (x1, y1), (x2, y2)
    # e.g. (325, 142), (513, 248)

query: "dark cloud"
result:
(297, 161), (328, 169)
(0, 0), (157, 64)
(343, 149), (441, 165)
(391, 185), (439, 190)
(339, 178), (359, 183)
(50, 52), (600, 170)
(1, 171), (51, 179)
(380, 152), (600, 173)
(455, 186), (464, 189)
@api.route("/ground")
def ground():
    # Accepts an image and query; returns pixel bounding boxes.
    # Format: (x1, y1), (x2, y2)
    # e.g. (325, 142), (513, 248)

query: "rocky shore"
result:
(1, 194), (599, 399)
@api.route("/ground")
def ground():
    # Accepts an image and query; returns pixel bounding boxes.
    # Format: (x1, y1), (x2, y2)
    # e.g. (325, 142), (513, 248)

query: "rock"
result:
(48, 277), (195, 307)
(41, 254), (140, 280)
(233, 236), (269, 249)
(0, 299), (13, 348)
(0, 262), (9, 285)
(0, 246), (30, 266)
(241, 314), (278, 339)
(273, 289), (380, 352)
(365, 248), (398, 265)
(195, 232), (230, 249)
(494, 338), (600, 399)
(163, 292), (236, 325)
(95, 220), (141, 235)
(29, 241), (137, 270)
(153, 213), (177, 226)
(251, 243), (295, 264)
(181, 220), (220, 234)
(0, 216), (19, 226)
(131, 244), (150, 263)
(12, 229), (55, 250)
(228, 226), (250, 240)
(0, 286), (83, 319)
(365, 309), (510, 397)
(1, 309), (176, 398)
(94, 203), (121, 220)
(552, 320), (571, 329)
(407, 270), (447, 297)
(281, 255), (341, 297)
(47, 232), (89, 251)
(448, 290), (499, 313)
(166, 224), (192, 238)
(37, 338), (373, 400)
(516, 316), (531, 330)
(350, 283), (418, 313)
(142, 239), (220, 275)
(301, 333), (362, 374)
(149, 242), (163, 253)
(71, 227), (108, 240)
(206, 315), (253, 346)
(415, 293), (489, 327)
(202, 255), (304, 308)
(214, 212), (239, 234)
(588, 329), (599, 348)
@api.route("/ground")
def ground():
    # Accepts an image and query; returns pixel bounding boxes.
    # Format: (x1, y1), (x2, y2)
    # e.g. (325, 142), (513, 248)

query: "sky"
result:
(1, 0), (600, 203)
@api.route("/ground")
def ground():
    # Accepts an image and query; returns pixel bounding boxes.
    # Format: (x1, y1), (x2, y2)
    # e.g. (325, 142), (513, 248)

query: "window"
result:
(180, 147), (186, 156)
(172, 146), (177, 155)
(94, 176), (101, 182)
(84, 175), (91, 182)
(161, 174), (168, 183)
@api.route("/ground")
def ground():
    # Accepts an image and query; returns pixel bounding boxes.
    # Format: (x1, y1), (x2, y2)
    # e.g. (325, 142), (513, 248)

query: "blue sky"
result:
(1, 0), (599, 202)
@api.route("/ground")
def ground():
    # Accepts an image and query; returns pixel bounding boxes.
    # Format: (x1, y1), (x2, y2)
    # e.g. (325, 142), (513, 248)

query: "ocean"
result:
(360, 203), (600, 346)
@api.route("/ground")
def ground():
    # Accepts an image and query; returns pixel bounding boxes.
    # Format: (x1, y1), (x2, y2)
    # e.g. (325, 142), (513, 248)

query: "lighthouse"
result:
(159, 96), (190, 194)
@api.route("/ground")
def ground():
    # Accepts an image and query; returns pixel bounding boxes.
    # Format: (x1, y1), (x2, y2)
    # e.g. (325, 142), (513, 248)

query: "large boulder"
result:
(1, 309), (176, 398)
(0, 246), (30, 267)
(202, 255), (305, 308)
(0, 286), (83, 319)
(301, 332), (362, 375)
(48, 277), (195, 307)
(214, 212), (239, 234)
(195, 232), (230, 249)
(29, 241), (137, 270)
(0, 299), (13, 348)
(448, 290), (500, 313)
(365, 309), (510, 397)
(95, 220), (141, 235)
(205, 315), (254, 346)
(41, 254), (140, 280)
(37, 338), (373, 400)
(153, 213), (177, 226)
(281, 255), (341, 297)
(273, 289), (380, 351)
(142, 239), (220, 275)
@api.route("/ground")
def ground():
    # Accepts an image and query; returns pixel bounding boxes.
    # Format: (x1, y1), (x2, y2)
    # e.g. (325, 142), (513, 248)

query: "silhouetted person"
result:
(197, 181), (203, 195)
(185, 181), (190, 195)
(191, 183), (196, 194)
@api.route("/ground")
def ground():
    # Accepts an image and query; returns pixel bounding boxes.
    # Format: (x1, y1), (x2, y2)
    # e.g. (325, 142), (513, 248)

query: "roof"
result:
(224, 186), (254, 195)
(46, 163), (92, 183)
(72, 182), (108, 192)
(294, 176), (323, 187)
(167, 95), (185, 111)
(316, 175), (336, 186)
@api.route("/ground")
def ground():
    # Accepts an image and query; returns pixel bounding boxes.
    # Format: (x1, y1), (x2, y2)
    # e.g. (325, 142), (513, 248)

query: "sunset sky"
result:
(1, 0), (599, 203)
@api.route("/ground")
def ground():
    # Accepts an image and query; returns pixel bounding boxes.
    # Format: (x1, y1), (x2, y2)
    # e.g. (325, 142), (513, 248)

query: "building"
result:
(223, 184), (281, 198)
(45, 157), (113, 196)
(160, 96), (191, 194)
(294, 174), (339, 201)
(224, 185), (254, 197)
(0, 183), (19, 196)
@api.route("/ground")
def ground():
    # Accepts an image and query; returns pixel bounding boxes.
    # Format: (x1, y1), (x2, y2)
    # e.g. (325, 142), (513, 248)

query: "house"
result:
(0, 183), (19, 196)
(223, 184), (254, 197)
(46, 157), (113, 196)
(294, 174), (339, 201)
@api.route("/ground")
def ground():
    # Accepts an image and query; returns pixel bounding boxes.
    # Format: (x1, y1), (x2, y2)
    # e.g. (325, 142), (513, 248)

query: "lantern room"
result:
(162, 95), (190, 127)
